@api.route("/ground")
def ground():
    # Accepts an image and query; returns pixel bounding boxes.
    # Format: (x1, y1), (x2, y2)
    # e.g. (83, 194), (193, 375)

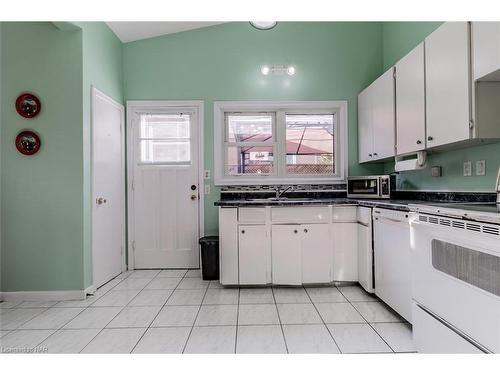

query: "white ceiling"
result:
(106, 22), (224, 43)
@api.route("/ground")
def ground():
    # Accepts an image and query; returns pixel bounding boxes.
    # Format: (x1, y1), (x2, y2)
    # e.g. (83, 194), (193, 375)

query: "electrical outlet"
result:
(204, 170), (210, 180)
(463, 161), (472, 177)
(476, 160), (486, 176)
(204, 185), (210, 195)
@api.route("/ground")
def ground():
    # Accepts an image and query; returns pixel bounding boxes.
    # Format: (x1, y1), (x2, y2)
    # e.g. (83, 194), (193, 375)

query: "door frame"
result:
(126, 100), (205, 270)
(91, 86), (127, 287)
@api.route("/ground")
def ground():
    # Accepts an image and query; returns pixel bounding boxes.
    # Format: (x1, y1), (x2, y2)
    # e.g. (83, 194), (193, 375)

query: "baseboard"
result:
(1, 289), (87, 302)
(84, 284), (96, 296)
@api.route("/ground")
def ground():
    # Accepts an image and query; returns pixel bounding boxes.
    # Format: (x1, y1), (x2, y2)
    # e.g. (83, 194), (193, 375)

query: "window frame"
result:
(224, 112), (277, 177)
(214, 101), (348, 185)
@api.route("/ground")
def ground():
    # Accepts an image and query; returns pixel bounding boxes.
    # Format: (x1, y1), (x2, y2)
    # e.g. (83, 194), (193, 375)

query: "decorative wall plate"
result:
(15, 131), (41, 155)
(15, 93), (41, 118)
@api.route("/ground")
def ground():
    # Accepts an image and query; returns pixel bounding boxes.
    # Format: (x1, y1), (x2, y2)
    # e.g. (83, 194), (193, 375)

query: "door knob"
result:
(190, 194), (198, 201)
(96, 197), (107, 205)
(191, 185), (197, 191)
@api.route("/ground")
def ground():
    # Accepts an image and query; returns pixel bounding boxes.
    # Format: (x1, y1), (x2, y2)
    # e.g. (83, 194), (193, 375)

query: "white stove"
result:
(409, 201), (500, 353)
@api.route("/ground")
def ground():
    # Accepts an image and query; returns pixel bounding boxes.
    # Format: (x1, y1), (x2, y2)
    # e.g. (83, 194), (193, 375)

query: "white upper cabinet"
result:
(425, 22), (471, 148)
(472, 22), (500, 81)
(372, 68), (396, 159)
(395, 43), (426, 155)
(357, 67), (395, 163)
(357, 88), (373, 163)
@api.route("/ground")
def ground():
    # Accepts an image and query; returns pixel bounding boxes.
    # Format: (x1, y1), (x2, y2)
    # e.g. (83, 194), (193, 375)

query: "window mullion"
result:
(275, 110), (286, 179)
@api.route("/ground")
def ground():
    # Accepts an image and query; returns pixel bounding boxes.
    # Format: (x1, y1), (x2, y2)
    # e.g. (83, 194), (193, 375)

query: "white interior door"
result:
(92, 88), (125, 289)
(129, 102), (201, 269)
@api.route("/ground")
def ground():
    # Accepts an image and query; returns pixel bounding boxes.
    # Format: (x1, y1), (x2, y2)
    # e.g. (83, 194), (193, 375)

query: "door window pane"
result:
(226, 145), (274, 175)
(285, 114), (335, 175)
(140, 140), (190, 163)
(139, 114), (191, 164)
(227, 114), (273, 142)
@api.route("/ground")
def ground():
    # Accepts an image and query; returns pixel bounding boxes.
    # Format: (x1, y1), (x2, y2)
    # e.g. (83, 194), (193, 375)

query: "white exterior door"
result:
(129, 102), (202, 269)
(92, 88), (125, 289)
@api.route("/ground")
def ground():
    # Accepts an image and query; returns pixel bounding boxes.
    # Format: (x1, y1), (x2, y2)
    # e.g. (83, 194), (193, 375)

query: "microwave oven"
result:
(347, 175), (395, 199)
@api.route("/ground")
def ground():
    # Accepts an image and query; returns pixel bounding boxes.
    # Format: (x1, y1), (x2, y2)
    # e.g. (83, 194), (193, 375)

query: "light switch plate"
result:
(431, 166), (442, 177)
(204, 170), (210, 180)
(463, 161), (472, 177)
(204, 185), (210, 195)
(476, 160), (486, 176)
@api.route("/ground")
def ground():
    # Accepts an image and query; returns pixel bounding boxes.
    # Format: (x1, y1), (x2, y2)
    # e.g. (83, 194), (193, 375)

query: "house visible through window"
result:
(225, 114), (275, 175)
(286, 114), (334, 175)
(214, 101), (347, 185)
(139, 113), (191, 164)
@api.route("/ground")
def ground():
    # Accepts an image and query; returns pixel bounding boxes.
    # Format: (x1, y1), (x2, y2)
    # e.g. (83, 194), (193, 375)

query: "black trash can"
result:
(199, 236), (220, 280)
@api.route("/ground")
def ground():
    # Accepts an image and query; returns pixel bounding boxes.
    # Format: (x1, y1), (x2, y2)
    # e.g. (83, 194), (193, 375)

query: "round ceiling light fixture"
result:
(250, 21), (277, 30)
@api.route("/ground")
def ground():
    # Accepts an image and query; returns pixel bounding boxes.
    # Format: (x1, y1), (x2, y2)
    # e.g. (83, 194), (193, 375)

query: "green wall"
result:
(0, 22), (123, 292)
(123, 22), (385, 235)
(381, 22), (500, 192)
(1, 23), (84, 291)
(79, 22), (124, 288)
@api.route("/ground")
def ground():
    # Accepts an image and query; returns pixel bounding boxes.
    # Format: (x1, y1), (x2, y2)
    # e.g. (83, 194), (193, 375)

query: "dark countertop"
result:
(214, 198), (422, 212)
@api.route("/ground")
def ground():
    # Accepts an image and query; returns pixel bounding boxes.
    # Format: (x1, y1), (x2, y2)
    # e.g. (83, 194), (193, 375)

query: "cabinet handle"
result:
(368, 153), (372, 157)
(303, 228), (308, 233)
(416, 140), (422, 144)
(427, 136), (433, 141)
(241, 230), (245, 234)
(373, 152), (378, 156)
(293, 229), (298, 234)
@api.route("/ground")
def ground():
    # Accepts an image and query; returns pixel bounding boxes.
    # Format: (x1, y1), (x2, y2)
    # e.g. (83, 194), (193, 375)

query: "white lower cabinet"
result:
(271, 224), (302, 285)
(332, 223), (358, 282)
(238, 225), (270, 285)
(219, 205), (368, 287)
(301, 224), (332, 284)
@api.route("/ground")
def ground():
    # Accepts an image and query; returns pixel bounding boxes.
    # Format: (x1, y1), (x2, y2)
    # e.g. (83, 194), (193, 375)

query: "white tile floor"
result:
(0, 269), (416, 354)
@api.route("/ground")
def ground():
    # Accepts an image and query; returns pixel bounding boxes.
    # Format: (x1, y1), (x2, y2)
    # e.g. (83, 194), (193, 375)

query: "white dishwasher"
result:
(373, 208), (412, 323)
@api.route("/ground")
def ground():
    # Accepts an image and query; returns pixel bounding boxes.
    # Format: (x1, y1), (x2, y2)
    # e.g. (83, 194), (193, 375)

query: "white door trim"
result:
(91, 87), (127, 284)
(126, 100), (205, 270)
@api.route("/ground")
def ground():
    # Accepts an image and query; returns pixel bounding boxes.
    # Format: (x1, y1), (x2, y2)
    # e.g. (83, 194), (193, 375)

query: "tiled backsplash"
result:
(220, 184), (347, 193)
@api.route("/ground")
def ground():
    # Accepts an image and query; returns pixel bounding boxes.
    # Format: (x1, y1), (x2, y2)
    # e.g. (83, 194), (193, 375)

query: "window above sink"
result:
(214, 100), (348, 186)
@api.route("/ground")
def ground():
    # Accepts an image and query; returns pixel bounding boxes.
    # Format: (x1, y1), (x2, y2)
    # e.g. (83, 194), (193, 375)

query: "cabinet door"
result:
(238, 225), (270, 285)
(219, 208), (238, 285)
(371, 68), (396, 160)
(358, 88), (373, 163)
(472, 22), (500, 81)
(357, 222), (373, 293)
(301, 224), (332, 284)
(271, 225), (302, 285)
(396, 43), (426, 155)
(332, 223), (358, 282)
(425, 22), (470, 148)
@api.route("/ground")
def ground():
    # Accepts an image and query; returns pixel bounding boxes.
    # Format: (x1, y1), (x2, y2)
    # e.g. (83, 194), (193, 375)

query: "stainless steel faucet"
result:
(275, 185), (293, 199)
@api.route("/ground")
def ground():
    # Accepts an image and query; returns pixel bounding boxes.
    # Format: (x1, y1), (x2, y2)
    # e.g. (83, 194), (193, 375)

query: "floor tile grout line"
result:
(129, 270), (190, 353)
(77, 270), (168, 353)
(181, 279), (210, 354)
(271, 287), (289, 354)
(337, 286), (395, 353)
(304, 286), (343, 353)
